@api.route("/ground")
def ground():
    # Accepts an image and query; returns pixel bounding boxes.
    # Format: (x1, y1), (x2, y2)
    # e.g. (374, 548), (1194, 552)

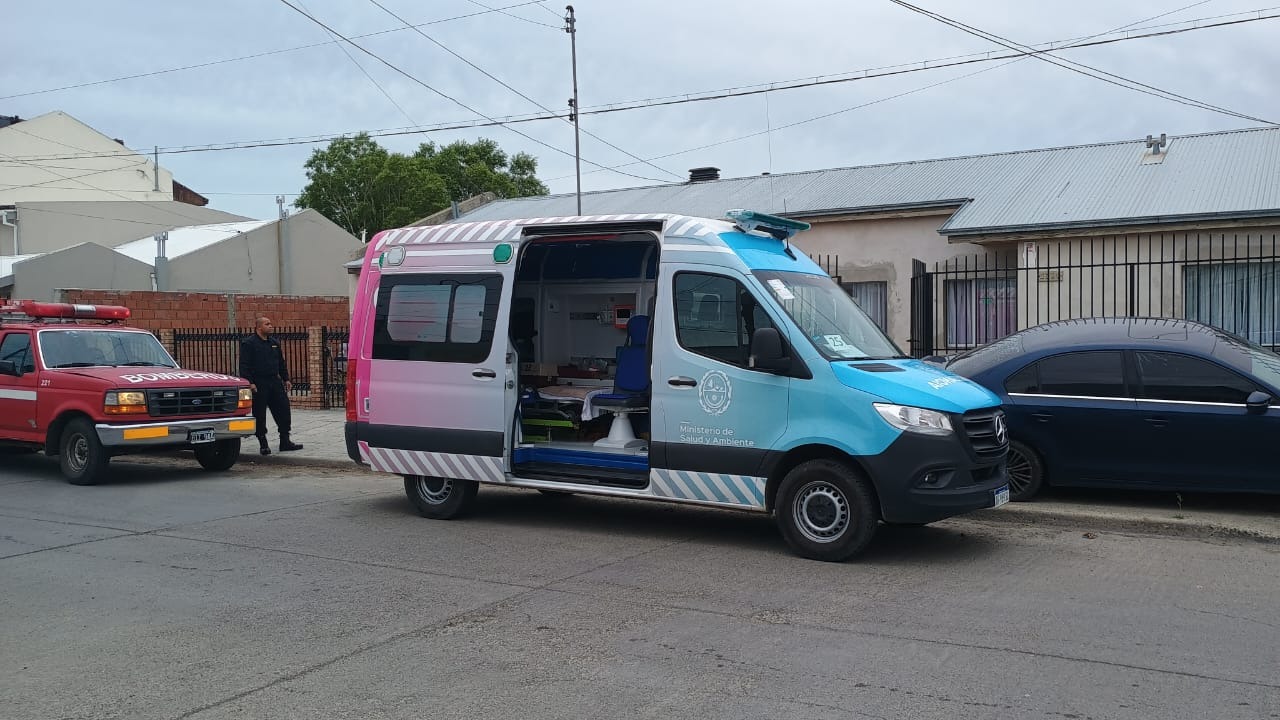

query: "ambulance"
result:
(344, 210), (1009, 561)
(0, 300), (256, 484)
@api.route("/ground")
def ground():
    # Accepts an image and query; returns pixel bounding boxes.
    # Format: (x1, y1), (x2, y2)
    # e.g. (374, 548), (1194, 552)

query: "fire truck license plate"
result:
(189, 429), (216, 444)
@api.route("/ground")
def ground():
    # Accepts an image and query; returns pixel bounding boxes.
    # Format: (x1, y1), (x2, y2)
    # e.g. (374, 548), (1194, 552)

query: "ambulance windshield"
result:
(38, 330), (177, 369)
(754, 271), (905, 361)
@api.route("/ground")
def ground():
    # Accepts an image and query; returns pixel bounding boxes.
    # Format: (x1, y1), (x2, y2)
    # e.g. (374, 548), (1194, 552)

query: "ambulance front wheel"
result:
(404, 475), (478, 519)
(775, 459), (879, 562)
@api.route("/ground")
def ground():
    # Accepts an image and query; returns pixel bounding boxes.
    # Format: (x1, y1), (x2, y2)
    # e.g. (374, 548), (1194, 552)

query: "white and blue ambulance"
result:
(345, 210), (1010, 561)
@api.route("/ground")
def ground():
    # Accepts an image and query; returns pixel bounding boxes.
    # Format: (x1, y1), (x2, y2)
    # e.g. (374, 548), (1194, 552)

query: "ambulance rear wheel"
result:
(60, 418), (110, 486)
(776, 459), (878, 562)
(195, 439), (241, 472)
(404, 475), (478, 519)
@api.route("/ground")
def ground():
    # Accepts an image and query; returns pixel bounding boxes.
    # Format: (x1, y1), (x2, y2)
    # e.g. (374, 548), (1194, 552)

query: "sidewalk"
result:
(257, 409), (1280, 543)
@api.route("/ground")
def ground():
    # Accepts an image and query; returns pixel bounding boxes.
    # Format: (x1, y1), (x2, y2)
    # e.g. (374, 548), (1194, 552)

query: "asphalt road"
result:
(2, 453), (1278, 720)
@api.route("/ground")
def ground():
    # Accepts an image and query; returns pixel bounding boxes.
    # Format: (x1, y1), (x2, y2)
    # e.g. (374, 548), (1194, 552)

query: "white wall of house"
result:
(791, 212), (990, 351)
(168, 210), (360, 295)
(0, 112), (174, 205)
(11, 242), (153, 301)
(4, 201), (248, 254)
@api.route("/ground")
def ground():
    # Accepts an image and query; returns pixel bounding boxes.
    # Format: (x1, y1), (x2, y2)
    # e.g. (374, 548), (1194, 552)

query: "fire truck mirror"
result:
(0, 360), (19, 376)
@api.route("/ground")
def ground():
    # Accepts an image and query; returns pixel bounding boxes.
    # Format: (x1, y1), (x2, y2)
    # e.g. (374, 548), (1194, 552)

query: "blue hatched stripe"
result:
(650, 470), (765, 509)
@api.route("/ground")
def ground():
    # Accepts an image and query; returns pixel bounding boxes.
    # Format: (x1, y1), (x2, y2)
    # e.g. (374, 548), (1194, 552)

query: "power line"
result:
(5, 9), (1277, 163)
(296, 0), (419, 126)
(0, 1), (553, 102)
(365, 0), (683, 180)
(461, 0), (561, 29)
(276, 0), (667, 183)
(546, 0), (1228, 181)
(889, 0), (1277, 126)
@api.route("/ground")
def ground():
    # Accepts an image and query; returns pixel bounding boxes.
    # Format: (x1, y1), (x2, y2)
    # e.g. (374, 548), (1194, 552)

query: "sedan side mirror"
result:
(749, 327), (790, 372)
(0, 360), (19, 377)
(1246, 391), (1273, 414)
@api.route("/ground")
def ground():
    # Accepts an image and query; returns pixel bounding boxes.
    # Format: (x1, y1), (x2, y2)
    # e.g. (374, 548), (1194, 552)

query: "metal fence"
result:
(171, 327), (311, 399)
(910, 233), (1280, 357)
(321, 326), (350, 409)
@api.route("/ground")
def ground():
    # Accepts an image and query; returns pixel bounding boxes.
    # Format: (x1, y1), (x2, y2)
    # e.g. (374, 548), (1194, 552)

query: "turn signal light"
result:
(104, 390), (148, 415)
(237, 387), (253, 410)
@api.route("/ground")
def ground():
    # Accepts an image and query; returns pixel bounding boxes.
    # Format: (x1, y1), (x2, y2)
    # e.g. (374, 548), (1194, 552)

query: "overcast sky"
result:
(4, 0), (1278, 222)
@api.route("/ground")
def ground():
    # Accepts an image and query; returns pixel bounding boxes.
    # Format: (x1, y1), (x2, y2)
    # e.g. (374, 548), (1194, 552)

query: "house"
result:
(2, 210), (362, 300)
(1, 111), (362, 301)
(413, 126), (1280, 355)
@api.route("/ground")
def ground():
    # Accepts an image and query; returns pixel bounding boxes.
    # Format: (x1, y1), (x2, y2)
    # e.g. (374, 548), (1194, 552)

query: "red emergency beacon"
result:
(0, 300), (131, 321)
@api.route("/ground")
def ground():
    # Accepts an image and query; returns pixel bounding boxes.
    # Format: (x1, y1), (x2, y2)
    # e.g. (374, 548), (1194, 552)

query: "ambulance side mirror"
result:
(749, 328), (790, 372)
(0, 360), (19, 377)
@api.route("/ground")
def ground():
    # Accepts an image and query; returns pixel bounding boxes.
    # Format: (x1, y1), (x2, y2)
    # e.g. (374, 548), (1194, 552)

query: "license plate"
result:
(189, 429), (216, 444)
(992, 485), (1010, 508)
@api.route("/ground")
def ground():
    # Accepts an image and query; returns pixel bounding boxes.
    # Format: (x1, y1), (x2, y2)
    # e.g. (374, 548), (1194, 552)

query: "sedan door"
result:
(1002, 350), (1146, 486)
(1132, 351), (1275, 492)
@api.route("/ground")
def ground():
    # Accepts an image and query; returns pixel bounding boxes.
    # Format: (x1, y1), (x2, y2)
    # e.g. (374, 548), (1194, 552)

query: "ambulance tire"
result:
(404, 475), (478, 519)
(195, 439), (241, 472)
(60, 417), (110, 486)
(776, 459), (878, 562)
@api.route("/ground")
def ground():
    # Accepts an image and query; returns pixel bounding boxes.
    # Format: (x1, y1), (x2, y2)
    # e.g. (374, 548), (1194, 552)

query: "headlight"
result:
(104, 390), (148, 415)
(105, 391), (146, 406)
(873, 403), (953, 435)
(238, 387), (253, 409)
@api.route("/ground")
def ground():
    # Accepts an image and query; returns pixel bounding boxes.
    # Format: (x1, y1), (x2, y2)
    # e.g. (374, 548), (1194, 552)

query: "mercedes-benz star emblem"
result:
(994, 414), (1008, 444)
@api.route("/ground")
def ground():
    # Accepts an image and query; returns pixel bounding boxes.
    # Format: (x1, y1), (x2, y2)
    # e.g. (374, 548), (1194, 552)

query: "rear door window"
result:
(373, 274), (503, 363)
(1136, 352), (1259, 404)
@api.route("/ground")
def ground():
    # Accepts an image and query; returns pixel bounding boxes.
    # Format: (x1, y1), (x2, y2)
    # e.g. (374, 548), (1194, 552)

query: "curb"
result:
(239, 454), (367, 472)
(970, 503), (1280, 544)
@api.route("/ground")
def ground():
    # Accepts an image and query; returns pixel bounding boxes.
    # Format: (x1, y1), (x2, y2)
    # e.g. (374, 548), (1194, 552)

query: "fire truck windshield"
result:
(38, 330), (178, 369)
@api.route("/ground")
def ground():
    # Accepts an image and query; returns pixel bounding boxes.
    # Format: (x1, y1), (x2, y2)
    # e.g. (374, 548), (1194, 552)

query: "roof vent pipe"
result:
(688, 166), (720, 182)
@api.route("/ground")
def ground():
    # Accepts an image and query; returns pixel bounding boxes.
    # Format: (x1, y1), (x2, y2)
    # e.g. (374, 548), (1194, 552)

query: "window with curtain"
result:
(944, 276), (1017, 348)
(841, 281), (888, 331)
(1184, 262), (1280, 348)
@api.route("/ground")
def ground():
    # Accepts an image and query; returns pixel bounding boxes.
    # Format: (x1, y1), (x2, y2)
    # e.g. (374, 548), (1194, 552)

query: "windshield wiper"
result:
(50, 362), (100, 368)
(118, 361), (176, 367)
(846, 355), (911, 361)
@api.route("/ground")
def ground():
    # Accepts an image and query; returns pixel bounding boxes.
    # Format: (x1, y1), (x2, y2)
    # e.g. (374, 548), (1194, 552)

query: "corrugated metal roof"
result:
(115, 219), (274, 264)
(455, 126), (1280, 235)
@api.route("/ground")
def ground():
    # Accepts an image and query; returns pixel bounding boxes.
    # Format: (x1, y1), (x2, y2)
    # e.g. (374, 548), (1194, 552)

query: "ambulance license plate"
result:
(992, 485), (1010, 508)
(189, 429), (216, 444)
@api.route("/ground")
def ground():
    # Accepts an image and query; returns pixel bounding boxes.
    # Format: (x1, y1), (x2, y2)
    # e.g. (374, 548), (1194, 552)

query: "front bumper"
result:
(95, 417), (257, 447)
(860, 429), (1008, 525)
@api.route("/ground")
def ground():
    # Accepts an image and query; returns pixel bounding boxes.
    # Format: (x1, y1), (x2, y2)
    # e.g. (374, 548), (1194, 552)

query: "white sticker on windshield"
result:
(823, 334), (850, 350)
(768, 279), (795, 300)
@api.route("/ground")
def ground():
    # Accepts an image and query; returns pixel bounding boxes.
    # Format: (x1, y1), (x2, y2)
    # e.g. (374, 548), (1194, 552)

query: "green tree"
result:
(416, 138), (549, 203)
(296, 134), (549, 237)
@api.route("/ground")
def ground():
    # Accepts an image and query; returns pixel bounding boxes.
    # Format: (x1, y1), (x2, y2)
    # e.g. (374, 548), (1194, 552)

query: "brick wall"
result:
(58, 289), (351, 334)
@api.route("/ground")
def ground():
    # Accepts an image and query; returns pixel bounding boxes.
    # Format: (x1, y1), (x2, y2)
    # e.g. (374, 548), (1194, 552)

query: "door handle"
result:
(668, 376), (697, 387)
(1145, 417), (1169, 428)
(472, 369), (497, 379)
(1031, 413), (1053, 423)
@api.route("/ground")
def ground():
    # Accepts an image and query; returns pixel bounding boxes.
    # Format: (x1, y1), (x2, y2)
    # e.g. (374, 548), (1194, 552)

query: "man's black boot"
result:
(280, 435), (304, 452)
(259, 438), (271, 456)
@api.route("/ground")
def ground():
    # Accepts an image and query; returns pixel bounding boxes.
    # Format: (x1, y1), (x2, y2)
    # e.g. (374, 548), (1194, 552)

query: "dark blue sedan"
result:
(942, 318), (1280, 501)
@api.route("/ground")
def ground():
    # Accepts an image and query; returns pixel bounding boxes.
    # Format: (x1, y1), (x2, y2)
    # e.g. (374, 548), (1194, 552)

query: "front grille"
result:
(961, 408), (1009, 459)
(147, 387), (238, 417)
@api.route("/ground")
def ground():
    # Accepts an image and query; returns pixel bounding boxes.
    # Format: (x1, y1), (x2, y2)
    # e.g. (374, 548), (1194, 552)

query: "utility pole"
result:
(565, 5), (581, 215)
(153, 146), (159, 192)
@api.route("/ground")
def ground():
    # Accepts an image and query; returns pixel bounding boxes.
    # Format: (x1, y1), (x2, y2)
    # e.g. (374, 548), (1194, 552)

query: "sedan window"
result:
(1136, 352), (1259, 404)
(1032, 351), (1127, 398)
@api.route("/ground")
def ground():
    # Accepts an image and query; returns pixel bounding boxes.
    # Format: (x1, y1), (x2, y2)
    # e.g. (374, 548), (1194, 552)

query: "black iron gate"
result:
(321, 326), (349, 409)
(172, 327), (310, 399)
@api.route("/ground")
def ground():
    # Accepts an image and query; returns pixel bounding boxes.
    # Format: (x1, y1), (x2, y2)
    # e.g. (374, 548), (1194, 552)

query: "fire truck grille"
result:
(147, 387), (238, 416)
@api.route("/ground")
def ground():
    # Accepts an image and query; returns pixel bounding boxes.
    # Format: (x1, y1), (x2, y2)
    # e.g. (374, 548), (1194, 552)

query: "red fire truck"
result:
(0, 300), (257, 484)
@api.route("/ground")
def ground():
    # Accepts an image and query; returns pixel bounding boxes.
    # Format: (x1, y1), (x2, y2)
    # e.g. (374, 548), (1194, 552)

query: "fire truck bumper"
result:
(95, 418), (258, 447)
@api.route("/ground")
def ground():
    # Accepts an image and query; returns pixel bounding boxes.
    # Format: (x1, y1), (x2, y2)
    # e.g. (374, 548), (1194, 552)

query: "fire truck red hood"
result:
(51, 367), (248, 388)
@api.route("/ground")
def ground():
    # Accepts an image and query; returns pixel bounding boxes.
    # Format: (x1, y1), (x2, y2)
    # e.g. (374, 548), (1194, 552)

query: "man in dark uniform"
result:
(239, 316), (304, 455)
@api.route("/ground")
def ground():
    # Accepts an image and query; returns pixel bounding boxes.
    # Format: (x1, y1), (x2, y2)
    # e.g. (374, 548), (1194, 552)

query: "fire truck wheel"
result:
(195, 439), (241, 472)
(60, 418), (110, 485)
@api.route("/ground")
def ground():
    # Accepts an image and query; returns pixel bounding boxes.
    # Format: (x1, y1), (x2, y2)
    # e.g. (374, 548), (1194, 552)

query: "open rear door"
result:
(361, 241), (518, 483)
